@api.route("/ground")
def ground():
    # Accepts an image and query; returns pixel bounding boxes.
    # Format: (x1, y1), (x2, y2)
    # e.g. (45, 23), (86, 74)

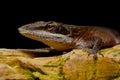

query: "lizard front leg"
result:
(87, 37), (104, 60)
(76, 36), (104, 60)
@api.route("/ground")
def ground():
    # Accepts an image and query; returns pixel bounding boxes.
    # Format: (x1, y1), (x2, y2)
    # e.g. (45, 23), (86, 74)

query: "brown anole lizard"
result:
(18, 21), (120, 60)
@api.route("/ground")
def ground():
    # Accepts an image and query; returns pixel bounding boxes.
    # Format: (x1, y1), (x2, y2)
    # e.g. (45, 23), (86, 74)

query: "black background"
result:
(0, 2), (120, 49)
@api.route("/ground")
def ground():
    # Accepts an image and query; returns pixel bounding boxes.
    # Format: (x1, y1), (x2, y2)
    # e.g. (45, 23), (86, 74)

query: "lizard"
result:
(18, 21), (120, 60)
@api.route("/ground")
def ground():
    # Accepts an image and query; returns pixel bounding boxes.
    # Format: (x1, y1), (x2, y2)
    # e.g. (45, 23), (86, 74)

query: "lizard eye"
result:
(46, 24), (54, 29)
(45, 21), (70, 35)
(45, 22), (58, 28)
(45, 22), (59, 32)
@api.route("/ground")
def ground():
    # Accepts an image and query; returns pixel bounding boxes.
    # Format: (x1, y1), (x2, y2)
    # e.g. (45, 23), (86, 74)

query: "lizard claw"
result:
(87, 49), (104, 60)
(98, 51), (104, 57)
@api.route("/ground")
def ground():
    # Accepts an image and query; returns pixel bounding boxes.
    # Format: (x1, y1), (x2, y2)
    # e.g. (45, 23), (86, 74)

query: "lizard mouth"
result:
(18, 27), (73, 43)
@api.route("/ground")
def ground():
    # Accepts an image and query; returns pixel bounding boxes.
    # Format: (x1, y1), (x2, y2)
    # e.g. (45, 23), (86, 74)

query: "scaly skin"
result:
(18, 21), (120, 60)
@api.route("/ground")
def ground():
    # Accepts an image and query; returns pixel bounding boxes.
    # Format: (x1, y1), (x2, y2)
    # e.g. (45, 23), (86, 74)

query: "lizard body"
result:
(18, 21), (120, 59)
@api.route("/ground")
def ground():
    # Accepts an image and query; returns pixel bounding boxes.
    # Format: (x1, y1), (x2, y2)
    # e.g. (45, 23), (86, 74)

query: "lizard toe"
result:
(87, 49), (104, 60)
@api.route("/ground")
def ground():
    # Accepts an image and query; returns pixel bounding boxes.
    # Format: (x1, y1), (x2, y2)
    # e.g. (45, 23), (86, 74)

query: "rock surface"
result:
(0, 45), (120, 80)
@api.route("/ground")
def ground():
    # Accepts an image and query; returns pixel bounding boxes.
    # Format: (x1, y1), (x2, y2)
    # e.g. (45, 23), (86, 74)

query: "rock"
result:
(0, 45), (120, 80)
(0, 63), (34, 80)
(63, 49), (120, 80)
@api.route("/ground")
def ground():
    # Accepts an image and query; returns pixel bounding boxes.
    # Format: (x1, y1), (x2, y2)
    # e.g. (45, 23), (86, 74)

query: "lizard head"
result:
(18, 21), (75, 51)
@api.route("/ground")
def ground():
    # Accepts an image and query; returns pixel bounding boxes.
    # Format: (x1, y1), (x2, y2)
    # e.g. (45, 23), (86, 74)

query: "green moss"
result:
(33, 72), (63, 80)
(12, 65), (35, 79)
(118, 52), (120, 54)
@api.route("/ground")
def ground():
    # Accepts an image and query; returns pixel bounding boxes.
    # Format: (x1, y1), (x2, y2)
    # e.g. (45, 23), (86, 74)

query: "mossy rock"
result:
(0, 44), (120, 80)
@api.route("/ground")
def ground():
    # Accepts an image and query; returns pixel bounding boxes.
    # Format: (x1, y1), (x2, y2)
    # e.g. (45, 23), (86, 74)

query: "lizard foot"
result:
(87, 49), (104, 60)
